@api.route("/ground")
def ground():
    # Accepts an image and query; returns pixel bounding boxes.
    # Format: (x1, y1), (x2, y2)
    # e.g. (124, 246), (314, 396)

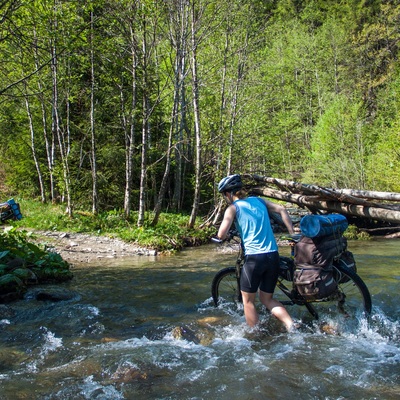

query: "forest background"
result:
(0, 0), (400, 247)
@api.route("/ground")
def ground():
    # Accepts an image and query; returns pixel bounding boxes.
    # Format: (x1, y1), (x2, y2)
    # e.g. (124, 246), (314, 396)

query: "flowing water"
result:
(0, 239), (399, 399)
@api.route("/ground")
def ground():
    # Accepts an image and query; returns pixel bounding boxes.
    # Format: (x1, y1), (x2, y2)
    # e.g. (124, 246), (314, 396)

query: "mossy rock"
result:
(0, 229), (73, 302)
(29, 287), (77, 302)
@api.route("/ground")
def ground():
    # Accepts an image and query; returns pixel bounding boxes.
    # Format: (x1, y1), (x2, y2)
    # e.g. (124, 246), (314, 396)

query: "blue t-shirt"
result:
(233, 197), (278, 255)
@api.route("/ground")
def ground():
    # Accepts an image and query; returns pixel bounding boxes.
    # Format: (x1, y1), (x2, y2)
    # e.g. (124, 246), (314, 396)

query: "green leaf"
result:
(12, 268), (31, 280)
(0, 251), (10, 260)
(26, 242), (45, 256)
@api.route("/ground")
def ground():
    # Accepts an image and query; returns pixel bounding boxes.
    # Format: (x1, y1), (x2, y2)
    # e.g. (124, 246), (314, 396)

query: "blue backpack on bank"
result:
(0, 199), (23, 222)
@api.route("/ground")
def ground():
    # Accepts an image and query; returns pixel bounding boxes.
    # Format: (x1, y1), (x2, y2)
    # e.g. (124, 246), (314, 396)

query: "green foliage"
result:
(368, 66), (400, 191)
(344, 224), (371, 240)
(0, 226), (73, 301)
(1, 0), (400, 215)
(368, 122), (400, 192)
(16, 199), (215, 253)
(304, 96), (370, 188)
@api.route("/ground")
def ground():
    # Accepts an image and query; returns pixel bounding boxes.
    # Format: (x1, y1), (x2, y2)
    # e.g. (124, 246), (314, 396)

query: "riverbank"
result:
(9, 199), (215, 255)
(33, 230), (296, 265)
(32, 230), (158, 265)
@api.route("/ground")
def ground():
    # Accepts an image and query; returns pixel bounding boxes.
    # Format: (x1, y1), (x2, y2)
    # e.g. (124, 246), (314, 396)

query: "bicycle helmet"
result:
(218, 174), (243, 193)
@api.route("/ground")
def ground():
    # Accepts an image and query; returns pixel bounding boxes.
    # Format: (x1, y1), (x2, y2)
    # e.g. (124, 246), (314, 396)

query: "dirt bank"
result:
(33, 231), (157, 265)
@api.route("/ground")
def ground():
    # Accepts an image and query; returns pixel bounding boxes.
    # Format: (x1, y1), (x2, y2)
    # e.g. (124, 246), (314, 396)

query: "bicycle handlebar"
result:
(211, 229), (240, 244)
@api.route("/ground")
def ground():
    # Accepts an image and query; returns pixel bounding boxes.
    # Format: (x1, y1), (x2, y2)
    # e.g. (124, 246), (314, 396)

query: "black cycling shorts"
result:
(240, 251), (280, 293)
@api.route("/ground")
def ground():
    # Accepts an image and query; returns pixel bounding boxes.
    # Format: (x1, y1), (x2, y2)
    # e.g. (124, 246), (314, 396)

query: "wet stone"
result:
(26, 287), (78, 302)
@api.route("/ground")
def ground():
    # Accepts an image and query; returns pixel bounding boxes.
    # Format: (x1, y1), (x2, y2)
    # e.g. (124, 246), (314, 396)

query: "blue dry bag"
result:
(300, 214), (348, 238)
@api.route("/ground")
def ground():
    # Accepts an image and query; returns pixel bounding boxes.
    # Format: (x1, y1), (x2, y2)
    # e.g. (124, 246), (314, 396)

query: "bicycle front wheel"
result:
(211, 267), (241, 307)
(335, 263), (372, 315)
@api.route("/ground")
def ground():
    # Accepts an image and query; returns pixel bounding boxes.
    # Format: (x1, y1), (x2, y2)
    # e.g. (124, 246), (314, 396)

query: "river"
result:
(0, 239), (399, 399)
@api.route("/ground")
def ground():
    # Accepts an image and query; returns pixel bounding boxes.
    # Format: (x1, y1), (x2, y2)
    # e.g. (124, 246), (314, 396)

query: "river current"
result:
(0, 239), (399, 399)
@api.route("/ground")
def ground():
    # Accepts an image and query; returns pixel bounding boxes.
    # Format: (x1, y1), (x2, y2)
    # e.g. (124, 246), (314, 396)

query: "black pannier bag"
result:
(293, 264), (338, 300)
(333, 250), (357, 283)
(294, 234), (347, 268)
(279, 256), (295, 281)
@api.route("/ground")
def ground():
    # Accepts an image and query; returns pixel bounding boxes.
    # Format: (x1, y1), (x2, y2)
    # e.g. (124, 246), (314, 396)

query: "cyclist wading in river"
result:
(216, 174), (295, 332)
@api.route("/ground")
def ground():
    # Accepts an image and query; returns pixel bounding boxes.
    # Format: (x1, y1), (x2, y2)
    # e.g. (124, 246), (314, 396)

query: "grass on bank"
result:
(10, 198), (216, 253)
(4, 198), (369, 253)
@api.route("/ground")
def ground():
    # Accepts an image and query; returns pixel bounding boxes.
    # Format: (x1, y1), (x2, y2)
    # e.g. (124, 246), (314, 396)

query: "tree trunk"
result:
(137, 15), (148, 228)
(251, 186), (400, 224)
(24, 88), (45, 203)
(33, 27), (55, 202)
(123, 20), (138, 220)
(188, 1), (201, 229)
(90, 11), (98, 215)
(337, 189), (400, 202)
(169, 0), (190, 212)
(50, 5), (72, 217)
(249, 175), (400, 208)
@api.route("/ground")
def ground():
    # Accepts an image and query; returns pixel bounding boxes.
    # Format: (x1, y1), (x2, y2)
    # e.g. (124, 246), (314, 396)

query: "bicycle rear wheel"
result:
(311, 263), (372, 327)
(211, 267), (241, 307)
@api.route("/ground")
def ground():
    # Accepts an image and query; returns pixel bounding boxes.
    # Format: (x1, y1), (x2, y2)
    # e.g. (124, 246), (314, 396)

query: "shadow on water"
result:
(0, 239), (399, 399)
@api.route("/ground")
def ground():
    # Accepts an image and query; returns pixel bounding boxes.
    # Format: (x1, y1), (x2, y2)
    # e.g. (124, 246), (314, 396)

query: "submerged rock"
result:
(171, 325), (201, 344)
(110, 365), (149, 383)
(26, 287), (78, 302)
(319, 322), (340, 335)
(171, 323), (215, 346)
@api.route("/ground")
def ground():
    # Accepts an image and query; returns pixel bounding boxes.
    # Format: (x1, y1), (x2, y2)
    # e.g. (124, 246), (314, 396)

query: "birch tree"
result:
(32, 26), (56, 203)
(23, 82), (46, 202)
(50, 1), (72, 216)
(137, 1), (160, 227)
(188, 0), (202, 228)
(168, 0), (190, 212)
(89, 9), (98, 214)
(123, 7), (139, 219)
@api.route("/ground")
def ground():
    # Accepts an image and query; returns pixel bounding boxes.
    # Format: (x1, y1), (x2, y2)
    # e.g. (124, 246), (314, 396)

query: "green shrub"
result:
(11, 199), (216, 252)
(0, 227), (73, 301)
(344, 224), (371, 240)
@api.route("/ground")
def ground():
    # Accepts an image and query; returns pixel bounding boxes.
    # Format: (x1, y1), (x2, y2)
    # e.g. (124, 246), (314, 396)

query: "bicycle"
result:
(211, 230), (372, 323)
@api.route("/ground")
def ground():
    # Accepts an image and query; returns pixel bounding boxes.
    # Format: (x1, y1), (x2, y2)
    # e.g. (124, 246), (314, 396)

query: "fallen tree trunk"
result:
(251, 187), (400, 224)
(335, 188), (400, 202)
(206, 174), (400, 228)
(385, 232), (400, 238)
(247, 175), (400, 208)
